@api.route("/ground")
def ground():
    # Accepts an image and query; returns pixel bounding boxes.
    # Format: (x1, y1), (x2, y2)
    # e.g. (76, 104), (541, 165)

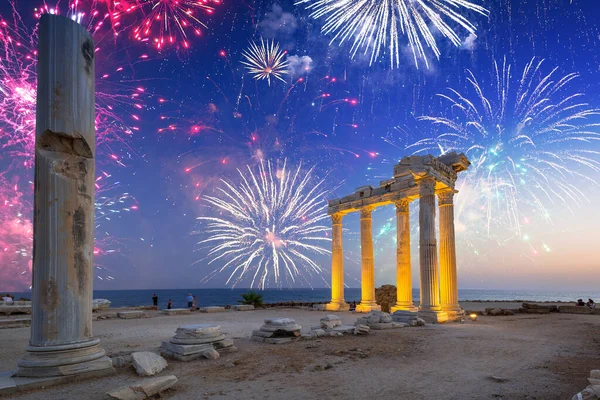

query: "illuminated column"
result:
(17, 15), (113, 377)
(356, 206), (381, 313)
(418, 178), (447, 323)
(391, 199), (417, 313)
(326, 213), (349, 311)
(438, 189), (464, 320)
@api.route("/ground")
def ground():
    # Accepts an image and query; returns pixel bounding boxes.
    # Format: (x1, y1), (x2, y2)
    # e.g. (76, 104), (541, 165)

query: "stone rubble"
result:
(118, 311), (147, 319)
(233, 305), (254, 311)
(199, 306), (226, 313)
(160, 324), (236, 361)
(572, 370), (600, 400)
(131, 352), (168, 377)
(163, 308), (191, 316)
(252, 318), (302, 344)
(355, 311), (410, 330)
(392, 310), (426, 327)
(307, 315), (356, 338)
(106, 375), (178, 400)
(92, 299), (111, 311)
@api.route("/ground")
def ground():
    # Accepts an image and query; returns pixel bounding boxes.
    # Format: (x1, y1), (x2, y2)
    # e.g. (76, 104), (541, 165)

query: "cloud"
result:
(461, 33), (478, 51)
(259, 4), (298, 38)
(287, 55), (313, 76)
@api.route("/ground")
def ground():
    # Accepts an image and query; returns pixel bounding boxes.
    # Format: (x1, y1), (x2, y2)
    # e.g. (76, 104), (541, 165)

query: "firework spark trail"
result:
(241, 38), (289, 85)
(411, 57), (600, 237)
(118, 0), (221, 50)
(0, 3), (145, 289)
(296, 0), (488, 69)
(195, 160), (331, 289)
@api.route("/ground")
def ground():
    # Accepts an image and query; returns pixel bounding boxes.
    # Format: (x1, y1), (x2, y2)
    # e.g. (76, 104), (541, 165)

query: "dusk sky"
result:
(1, 0), (599, 292)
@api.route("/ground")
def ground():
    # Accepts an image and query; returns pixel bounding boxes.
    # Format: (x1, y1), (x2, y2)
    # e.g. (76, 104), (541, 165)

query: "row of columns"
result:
(327, 178), (462, 322)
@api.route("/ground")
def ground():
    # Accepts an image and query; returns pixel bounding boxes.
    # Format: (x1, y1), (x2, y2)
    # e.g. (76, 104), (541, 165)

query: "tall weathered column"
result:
(326, 213), (349, 311)
(438, 190), (464, 320)
(17, 14), (113, 377)
(391, 198), (417, 313)
(356, 206), (381, 313)
(418, 178), (447, 323)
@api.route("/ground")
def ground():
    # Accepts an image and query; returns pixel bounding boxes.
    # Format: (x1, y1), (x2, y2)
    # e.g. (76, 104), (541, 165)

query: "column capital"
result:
(359, 205), (375, 219)
(331, 213), (344, 224)
(418, 177), (436, 196)
(437, 189), (455, 206)
(394, 198), (411, 212)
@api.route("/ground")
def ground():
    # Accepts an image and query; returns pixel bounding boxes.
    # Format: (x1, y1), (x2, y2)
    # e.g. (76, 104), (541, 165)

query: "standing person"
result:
(193, 295), (198, 310)
(152, 293), (158, 309)
(186, 293), (194, 309)
(167, 299), (172, 310)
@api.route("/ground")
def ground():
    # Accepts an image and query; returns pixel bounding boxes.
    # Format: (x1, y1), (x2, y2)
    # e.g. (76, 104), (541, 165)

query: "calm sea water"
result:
(7, 288), (600, 309)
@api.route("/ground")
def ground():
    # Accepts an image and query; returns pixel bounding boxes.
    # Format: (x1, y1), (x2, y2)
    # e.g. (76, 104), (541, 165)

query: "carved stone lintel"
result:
(395, 198), (411, 213)
(359, 206), (375, 219)
(331, 213), (343, 225)
(437, 190), (455, 206)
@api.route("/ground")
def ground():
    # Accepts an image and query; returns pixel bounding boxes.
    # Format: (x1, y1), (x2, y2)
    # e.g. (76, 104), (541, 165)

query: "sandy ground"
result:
(1, 303), (599, 399)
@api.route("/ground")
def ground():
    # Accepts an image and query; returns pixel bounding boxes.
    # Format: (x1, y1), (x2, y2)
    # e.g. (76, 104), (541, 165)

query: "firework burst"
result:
(195, 160), (331, 289)
(241, 38), (290, 85)
(296, 0), (488, 69)
(122, 0), (220, 50)
(411, 57), (600, 237)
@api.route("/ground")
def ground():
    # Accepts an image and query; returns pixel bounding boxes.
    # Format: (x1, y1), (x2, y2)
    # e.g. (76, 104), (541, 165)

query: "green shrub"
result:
(239, 291), (264, 307)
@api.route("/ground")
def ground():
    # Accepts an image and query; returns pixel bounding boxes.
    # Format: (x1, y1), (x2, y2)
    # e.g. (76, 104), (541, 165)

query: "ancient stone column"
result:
(391, 199), (417, 313)
(418, 178), (447, 323)
(438, 190), (464, 320)
(17, 14), (113, 377)
(356, 206), (381, 313)
(326, 213), (349, 311)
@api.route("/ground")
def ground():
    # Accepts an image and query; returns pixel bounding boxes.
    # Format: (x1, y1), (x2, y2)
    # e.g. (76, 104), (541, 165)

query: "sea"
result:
(6, 288), (599, 309)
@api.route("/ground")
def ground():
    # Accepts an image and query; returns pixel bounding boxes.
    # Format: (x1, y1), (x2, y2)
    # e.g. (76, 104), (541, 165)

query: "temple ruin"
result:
(325, 152), (470, 323)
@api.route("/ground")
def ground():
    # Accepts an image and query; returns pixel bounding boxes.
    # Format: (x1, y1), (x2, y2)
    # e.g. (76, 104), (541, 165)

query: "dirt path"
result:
(2, 309), (599, 399)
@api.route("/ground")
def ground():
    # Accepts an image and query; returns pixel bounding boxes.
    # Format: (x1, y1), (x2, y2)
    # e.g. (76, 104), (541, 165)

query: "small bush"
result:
(239, 291), (264, 307)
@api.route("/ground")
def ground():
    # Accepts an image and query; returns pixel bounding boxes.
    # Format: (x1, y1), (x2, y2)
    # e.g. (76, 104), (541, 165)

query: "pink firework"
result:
(0, 2), (144, 290)
(120, 0), (221, 50)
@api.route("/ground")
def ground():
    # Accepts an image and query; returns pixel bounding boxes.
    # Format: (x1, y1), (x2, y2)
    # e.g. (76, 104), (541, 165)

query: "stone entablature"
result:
(327, 153), (470, 215)
(324, 152), (470, 323)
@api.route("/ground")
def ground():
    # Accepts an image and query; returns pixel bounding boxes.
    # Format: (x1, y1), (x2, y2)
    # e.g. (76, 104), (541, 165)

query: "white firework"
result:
(296, 0), (488, 69)
(411, 57), (600, 237)
(195, 160), (331, 289)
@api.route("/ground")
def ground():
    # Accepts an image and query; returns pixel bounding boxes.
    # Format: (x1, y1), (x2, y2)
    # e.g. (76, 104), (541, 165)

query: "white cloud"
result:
(461, 33), (478, 51)
(287, 55), (313, 76)
(259, 4), (297, 37)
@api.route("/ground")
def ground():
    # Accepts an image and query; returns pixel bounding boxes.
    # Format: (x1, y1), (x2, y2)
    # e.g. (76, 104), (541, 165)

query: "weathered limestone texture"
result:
(131, 352), (167, 377)
(326, 213), (350, 311)
(438, 190), (463, 320)
(199, 306), (226, 313)
(160, 324), (235, 361)
(325, 153), (470, 322)
(391, 199), (417, 313)
(308, 315), (356, 337)
(355, 311), (409, 330)
(356, 207), (381, 313)
(106, 375), (178, 400)
(16, 14), (112, 378)
(163, 308), (191, 316)
(233, 305), (255, 311)
(92, 299), (111, 311)
(252, 318), (302, 344)
(118, 311), (147, 319)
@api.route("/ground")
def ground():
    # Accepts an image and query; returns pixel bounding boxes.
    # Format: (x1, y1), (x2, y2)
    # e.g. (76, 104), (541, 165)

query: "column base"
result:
(325, 301), (350, 311)
(418, 309), (448, 324)
(390, 302), (418, 313)
(355, 302), (381, 313)
(16, 339), (114, 378)
(441, 306), (466, 322)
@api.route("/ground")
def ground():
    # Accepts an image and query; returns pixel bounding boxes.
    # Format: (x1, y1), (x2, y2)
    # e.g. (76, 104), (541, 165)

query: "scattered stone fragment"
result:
(118, 311), (146, 319)
(354, 324), (370, 335)
(392, 310), (419, 325)
(416, 318), (426, 326)
(106, 375), (178, 400)
(489, 375), (508, 383)
(92, 299), (111, 311)
(199, 306), (226, 313)
(203, 349), (220, 360)
(160, 324), (234, 361)
(252, 318), (302, 344)
(320, 315), (342, 329)
(131, 352), (168, 377)
(356, 311), (395, 329)
(163, 308), (190, 316)
(233, 305), (254, 311)
(591, 371), (600, 380)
